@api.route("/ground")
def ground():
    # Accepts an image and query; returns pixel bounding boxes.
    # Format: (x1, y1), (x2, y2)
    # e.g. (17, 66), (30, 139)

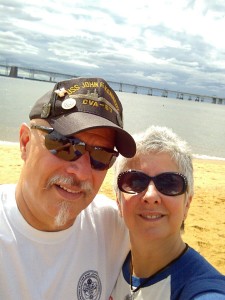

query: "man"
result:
(0, 77), (136, 299)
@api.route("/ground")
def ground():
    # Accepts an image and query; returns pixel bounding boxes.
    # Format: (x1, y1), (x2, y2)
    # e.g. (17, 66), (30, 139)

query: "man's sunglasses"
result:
(117, 170), (188, 196)
(31, 125), (119, 171)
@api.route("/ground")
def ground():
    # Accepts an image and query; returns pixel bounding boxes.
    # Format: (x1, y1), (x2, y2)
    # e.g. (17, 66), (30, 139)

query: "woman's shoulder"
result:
(177, 246), (225, 299)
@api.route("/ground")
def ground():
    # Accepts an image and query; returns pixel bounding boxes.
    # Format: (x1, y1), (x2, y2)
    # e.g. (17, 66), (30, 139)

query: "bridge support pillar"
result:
(9, 66), (18, 77)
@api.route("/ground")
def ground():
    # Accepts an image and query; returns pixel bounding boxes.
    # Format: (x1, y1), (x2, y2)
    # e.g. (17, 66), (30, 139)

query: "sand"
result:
(1, 144), (225, 274)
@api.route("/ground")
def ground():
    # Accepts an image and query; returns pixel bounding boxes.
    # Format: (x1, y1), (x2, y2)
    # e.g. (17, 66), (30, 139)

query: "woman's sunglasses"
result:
(117, 170), (188, 196)
(31, 125), (119, 171)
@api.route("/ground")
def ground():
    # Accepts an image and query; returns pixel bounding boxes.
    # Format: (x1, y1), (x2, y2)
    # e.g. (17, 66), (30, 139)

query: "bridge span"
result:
(0, 64), (224, 105)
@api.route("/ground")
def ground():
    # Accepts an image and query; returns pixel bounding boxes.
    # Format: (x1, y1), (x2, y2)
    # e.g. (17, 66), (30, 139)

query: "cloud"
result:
(1, 0), (225, 98)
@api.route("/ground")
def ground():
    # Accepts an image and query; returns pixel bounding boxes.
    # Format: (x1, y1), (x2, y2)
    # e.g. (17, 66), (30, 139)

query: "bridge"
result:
(0, 64), (224, 105)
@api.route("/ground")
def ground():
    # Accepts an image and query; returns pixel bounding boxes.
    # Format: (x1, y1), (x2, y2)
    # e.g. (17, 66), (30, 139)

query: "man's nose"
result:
(65, 152), (93, 181)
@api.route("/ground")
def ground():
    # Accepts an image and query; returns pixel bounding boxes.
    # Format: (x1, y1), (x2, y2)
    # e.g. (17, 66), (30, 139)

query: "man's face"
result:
(17, 122), (115, 231)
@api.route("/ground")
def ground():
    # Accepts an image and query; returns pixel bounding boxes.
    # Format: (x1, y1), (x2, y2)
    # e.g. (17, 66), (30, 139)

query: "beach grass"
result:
(1, 144), (225, 274)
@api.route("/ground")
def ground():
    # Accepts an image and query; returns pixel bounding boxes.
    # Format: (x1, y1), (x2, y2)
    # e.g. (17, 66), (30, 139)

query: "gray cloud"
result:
(0, 0), (225, 98)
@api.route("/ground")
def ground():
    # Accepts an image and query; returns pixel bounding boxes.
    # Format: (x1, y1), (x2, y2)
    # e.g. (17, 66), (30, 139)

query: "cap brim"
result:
(48, 112), (136, 158)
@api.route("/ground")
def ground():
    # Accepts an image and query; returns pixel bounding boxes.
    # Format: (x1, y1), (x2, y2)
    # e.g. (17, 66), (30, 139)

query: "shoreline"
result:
(1, 144), (225, 274)
(1, 141), (224, 161)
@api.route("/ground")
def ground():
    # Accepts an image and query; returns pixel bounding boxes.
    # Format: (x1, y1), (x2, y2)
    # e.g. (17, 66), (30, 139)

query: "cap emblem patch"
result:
(55, 88), (68, 97)
(70, 89), (118, 115)
(41, 103), (51, 118)
(62, 98), (76, 110)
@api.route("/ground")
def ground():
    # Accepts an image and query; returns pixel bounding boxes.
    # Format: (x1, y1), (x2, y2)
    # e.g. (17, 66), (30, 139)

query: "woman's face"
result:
(117, 152), (192, 244)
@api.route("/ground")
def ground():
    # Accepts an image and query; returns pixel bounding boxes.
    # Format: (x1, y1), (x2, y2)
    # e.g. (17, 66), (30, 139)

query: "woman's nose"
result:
(141, 181), (161, 204)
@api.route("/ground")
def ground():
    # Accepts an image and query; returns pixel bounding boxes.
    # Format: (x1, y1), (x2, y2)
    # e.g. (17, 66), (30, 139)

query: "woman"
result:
(110, 126), (225, 300)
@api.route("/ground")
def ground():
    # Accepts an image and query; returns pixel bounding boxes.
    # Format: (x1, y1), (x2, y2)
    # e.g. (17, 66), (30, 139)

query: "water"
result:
(0, 76), (225, 159)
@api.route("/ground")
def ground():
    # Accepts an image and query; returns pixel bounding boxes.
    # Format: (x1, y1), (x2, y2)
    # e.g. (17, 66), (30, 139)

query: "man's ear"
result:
(19, 123), (30, 161)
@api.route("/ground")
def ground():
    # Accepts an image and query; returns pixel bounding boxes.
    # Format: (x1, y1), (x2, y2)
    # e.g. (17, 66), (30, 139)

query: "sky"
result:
(1, 0), (225, 98)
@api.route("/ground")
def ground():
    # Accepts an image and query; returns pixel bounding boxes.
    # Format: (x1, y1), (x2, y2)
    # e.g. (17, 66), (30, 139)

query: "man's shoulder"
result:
(83, 194), (122, 225)
(0, 183), (16, 189)
(0, 184), (17, 216)
(0, 184), (16, 198)
(91, 194), (117, 210)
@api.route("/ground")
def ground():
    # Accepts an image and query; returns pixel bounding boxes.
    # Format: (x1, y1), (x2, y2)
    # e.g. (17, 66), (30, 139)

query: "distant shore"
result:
(1, 70), (221, 103)
(2, 76), (225, 157)
(1, 144), (225, 275)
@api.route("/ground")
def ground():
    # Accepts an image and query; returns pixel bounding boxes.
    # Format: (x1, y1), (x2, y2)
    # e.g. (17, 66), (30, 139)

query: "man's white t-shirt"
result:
(0, 184), (129, 300)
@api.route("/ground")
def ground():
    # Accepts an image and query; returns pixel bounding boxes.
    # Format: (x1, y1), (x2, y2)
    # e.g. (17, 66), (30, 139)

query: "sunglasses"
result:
(118, 170), (188, 196)
(30, 125), (119, 170)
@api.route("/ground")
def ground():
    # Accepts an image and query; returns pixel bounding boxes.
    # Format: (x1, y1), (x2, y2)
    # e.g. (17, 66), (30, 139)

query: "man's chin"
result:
(54, 202), (70, 228)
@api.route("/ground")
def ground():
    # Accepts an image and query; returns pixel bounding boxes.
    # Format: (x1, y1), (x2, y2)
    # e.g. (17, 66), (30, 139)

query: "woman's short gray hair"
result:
(113, 126), (194, 198)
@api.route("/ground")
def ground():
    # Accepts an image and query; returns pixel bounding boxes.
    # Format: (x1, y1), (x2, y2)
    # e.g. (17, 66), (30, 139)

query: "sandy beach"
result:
(1, 144), (225, 274)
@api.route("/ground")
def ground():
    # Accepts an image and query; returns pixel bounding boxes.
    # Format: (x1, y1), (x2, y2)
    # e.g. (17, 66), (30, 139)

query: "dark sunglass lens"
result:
(119, 171), (149, 194)
(108, 155), (117, 168)
(45, 133), (85, 162)
(89, 149), (116, 170)
(72, 144), (86, 161)
(45, 132), (67, 150)
(45, 131), (117, 169)
(156, 173), (185, 196)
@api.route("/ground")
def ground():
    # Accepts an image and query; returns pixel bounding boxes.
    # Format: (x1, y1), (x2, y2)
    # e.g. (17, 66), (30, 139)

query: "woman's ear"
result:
(19, 123), (30, 161)
(184, 195), (192, 221)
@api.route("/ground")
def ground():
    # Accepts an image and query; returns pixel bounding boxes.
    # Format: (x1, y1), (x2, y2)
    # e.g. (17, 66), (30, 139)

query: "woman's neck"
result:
(130, 238), (187, 278)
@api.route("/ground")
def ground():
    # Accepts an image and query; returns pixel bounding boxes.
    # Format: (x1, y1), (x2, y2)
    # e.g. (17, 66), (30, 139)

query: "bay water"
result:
(0, 76), (225, 159)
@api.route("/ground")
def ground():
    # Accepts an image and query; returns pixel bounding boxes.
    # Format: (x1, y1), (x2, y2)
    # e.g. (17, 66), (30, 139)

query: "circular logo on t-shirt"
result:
(77, 270), (102, 300)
